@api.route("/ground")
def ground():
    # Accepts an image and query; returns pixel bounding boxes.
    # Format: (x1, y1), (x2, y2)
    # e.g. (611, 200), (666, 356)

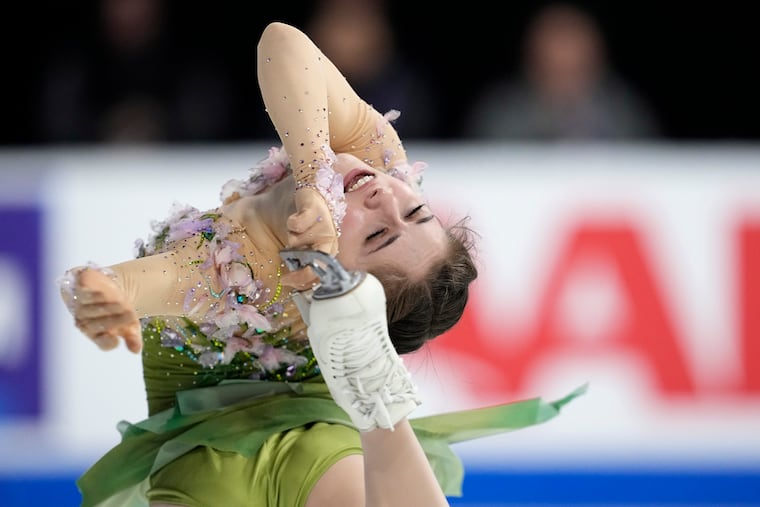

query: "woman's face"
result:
(334, 154), (448, 280)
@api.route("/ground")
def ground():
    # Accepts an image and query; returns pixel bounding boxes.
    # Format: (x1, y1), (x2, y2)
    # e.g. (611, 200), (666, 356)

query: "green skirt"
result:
(78, 379), (586, 507)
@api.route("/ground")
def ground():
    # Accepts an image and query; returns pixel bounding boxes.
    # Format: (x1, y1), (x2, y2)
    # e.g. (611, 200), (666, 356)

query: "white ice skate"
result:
(280, 249), (421, 431)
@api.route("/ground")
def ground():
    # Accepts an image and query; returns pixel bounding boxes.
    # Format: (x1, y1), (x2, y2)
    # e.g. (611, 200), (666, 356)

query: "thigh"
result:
(148, 446), (255, 507)
(148, 423), (362, 507)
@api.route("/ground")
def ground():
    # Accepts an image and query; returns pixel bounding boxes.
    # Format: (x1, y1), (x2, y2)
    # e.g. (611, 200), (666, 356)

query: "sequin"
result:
(160, 328), (184, 348)
(134, 211), (315, 383)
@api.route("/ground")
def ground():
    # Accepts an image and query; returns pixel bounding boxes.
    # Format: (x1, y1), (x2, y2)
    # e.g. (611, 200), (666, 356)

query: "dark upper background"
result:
(4, 0), (759, 146)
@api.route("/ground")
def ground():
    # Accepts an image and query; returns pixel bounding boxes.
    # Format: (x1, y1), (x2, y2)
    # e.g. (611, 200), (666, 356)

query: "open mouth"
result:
(344, 169), (375, 193)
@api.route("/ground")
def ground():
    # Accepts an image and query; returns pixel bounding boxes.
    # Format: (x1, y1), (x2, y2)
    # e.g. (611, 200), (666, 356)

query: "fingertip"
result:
(94, 335), (119, 351)
(126, 328), (143, 353)
(287, 220), (308, 235)
(287, 236), (307, 249)
(281, 269), (318, 290)
(127, 340), (142, 354)
(280, 272), (300, 288)
(316, 243), (338, 257)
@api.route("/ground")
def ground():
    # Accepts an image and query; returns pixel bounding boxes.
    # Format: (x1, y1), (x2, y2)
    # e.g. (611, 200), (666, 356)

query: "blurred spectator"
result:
(39, 0), (234, 144)
(462, 2), (660, 141)
(304, 0), (440, 139)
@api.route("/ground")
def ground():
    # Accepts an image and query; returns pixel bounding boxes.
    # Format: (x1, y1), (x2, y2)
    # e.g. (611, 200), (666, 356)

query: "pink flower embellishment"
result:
(260, 146), (290, 179)
(219, 146), (290, 202)
(235, 305), (272, 331)
(212, 242), (238, 267)
(258, 345), (281, 370)
(389, 160), (427, 192)
(221, 261), (253, 289)
(315, 164), (346, 228)
(222, 337), (253, 364)
(378, 109), (401, 136)
(167, 215), (213, 244)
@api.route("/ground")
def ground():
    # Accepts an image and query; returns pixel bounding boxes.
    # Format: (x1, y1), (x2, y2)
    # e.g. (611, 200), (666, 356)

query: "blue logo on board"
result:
(0, 206), (41, 418)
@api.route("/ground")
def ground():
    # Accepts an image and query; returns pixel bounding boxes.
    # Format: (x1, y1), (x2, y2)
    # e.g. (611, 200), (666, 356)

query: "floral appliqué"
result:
(377, 110), (426, 193)
(219, 146), (290, 203)
(313, 148), (347, 233)
(135, 204), (316, 381)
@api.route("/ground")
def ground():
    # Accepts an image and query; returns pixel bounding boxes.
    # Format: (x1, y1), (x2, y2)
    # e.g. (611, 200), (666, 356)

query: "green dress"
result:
(77, 335), (585, 507)
(75, 188), (585, 507)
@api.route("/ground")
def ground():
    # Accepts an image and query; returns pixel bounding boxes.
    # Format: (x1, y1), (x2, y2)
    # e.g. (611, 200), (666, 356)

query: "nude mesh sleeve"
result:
(256, 22), (409, 178)
(108, 242), (222, 321)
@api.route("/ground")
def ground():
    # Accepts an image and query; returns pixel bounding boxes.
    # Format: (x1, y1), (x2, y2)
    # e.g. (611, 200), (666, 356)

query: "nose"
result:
(365, 187), (404, 225)
(364, 186), (392, 209)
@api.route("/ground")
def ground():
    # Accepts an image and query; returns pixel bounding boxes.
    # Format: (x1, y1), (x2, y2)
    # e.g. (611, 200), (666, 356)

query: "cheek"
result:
(335, 243), (361, 270)
(336, 200), (371, 270)
(336, 216), (362, 270)
(340, 202), (360, 230)
(340, 194), (372, 237)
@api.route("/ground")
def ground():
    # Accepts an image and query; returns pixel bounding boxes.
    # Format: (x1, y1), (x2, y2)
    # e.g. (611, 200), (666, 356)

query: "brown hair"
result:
(370, 218), (478, 355)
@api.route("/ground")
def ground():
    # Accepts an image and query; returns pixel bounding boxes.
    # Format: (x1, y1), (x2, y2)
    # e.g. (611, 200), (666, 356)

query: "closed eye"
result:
(406, 204), (424, 218)
(366, 228), (386, 241)
(366, 206), (424, 242)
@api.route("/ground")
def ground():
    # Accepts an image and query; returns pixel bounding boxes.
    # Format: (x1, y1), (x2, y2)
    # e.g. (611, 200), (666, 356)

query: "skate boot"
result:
(280, 249), (421, 431)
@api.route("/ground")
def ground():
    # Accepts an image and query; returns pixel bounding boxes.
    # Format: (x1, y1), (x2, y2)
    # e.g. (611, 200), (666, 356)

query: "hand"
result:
(280, 267), (319, 292)
(61, 268), (142, 353)
(287, 187), (339, 256)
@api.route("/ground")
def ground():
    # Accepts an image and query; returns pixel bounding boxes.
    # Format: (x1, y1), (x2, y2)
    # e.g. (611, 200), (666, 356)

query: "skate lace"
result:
(327, 320), (418, 429)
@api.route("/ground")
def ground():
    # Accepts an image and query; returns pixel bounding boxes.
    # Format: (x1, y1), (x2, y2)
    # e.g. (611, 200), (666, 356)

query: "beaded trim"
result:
(58, 262), (118, 313)
(294, 145), (346, 236)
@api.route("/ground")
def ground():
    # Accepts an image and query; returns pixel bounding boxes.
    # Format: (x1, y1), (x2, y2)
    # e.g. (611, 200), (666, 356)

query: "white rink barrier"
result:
(1, 142), (759, 482)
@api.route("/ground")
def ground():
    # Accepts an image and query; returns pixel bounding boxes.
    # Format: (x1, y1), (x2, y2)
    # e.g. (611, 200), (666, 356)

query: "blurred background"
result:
(2, 0), (759, 505)
(4, 0), (760, 145)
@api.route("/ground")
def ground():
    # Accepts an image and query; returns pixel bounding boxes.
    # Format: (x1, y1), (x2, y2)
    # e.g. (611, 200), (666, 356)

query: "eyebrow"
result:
(369, 214), (436, 254)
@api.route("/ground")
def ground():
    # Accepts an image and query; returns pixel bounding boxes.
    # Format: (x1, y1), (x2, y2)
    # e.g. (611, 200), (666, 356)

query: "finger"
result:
(311, 238), (339, 257)
(76, 316), (118, 337)
(73, 288), (112, 305)
(287, 209), (317, 234)
(122, 322), (143, 354)
(93, 333), (120, 351)
(286, 232), (312, 250)
(287, 226), (337, 248)
(76, 312), (136, 337)
(75, 302), (132, 319)
(286, 238), (336, 257)
(281, 268), (319, 290)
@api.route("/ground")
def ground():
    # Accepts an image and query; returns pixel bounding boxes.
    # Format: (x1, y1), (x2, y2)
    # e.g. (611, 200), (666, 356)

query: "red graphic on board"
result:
(429, 219), (760, 399)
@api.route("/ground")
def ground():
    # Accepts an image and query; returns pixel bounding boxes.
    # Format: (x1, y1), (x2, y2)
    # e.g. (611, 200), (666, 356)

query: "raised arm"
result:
(257, 21), (409, 178)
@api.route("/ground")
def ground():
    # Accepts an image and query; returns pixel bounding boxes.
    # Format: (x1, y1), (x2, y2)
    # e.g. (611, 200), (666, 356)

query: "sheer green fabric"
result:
(77, 380), (586, 506)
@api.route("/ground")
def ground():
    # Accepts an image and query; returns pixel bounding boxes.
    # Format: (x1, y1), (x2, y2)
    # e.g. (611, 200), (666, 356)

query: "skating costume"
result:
(69, 23), (584, 507)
